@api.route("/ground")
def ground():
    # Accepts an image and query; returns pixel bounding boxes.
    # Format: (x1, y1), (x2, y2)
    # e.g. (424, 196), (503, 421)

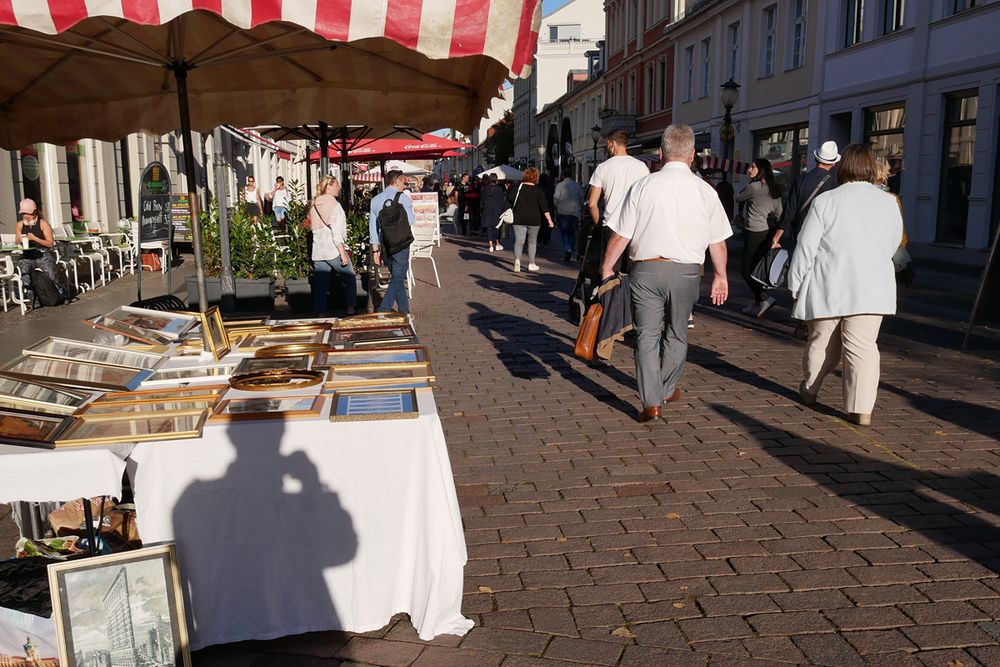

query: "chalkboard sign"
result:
(139, 161), (171, 243)
(171, 193), (193, 242)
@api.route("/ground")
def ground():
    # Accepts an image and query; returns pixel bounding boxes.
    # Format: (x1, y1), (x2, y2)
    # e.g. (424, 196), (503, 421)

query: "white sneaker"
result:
(488, 245), (495, 253)
(755, 296), (777, 319)
(527, 263), (540, 271)
(513, 259), (521, 272)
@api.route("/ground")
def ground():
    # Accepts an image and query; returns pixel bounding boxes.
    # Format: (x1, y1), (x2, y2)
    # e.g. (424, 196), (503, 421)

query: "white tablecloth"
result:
(0, 446), (127, 503)
(128, 389), (472, 650)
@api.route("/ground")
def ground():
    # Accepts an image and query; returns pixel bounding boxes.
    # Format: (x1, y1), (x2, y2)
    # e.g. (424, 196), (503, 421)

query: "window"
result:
(683, 45), (694, 102)
(549, 24), (581, 41)
(65, 143), (85, 222)
(700, 37), (711, 98)
(937, 92), (978, 244)
(881, 0), (905, 34)
(646, 64), (654, 114)
(953, 0), (978, 13)
(629, 0), (639, 39)
(727, 22), (740, 83)
(864, 104), (905, 193)
(754, 124), (809, 192)
(789, 0), (807, 69)
(760, 6), (777, 77)
(657, 58), (667, 110)
(628, 71), (636, 113)
(844, 0), (864, 47)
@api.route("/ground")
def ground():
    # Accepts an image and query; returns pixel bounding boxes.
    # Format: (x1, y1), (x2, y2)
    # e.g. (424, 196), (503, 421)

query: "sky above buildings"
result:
(542, 0), (573, 16)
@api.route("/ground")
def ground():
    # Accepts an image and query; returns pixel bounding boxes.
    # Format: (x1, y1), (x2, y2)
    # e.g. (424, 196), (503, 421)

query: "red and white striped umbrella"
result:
(0, 1), (542, 148)
(0, 1), (541, 309)
(699, 155), (749, 175)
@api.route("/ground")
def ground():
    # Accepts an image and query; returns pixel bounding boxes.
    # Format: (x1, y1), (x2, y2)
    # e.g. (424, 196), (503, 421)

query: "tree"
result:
(482, 110), (514, 167)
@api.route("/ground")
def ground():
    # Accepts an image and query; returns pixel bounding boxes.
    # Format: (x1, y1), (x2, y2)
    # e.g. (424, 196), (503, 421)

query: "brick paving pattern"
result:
(193, 233), (999, 665)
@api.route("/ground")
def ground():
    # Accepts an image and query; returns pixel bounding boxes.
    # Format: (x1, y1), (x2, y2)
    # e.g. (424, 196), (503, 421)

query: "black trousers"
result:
(741, 229), (772, 300)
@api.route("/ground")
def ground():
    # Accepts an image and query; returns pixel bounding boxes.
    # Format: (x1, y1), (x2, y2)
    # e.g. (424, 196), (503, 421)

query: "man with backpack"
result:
(369, 170), (415, 313)
(772, 140), (841, 249)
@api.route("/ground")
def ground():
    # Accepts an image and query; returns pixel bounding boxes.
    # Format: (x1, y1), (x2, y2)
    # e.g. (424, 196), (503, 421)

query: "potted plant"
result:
(186, 199), (277, 311)
(277, 182), (313, 312)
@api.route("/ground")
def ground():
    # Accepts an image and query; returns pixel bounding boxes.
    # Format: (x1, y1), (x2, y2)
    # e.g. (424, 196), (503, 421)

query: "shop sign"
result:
(139, 161), (171, 242)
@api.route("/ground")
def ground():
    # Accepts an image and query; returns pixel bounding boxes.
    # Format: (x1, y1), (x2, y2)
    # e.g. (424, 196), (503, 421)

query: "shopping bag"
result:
(751, 247), (790, 288)
(574, 302), (603, 361)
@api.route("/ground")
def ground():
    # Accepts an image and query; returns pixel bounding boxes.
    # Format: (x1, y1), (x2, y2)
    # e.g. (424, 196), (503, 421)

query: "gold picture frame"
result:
(47, 544), (192, 667)
(54, 410), (208, 447)
(321, 346), (429, 368)
(209, 395), (326, 423)
(324, 362), (435, 388)
(199, 306), (232, 360)
(23, 336), (165, 370)
(79, 398), (219, 417)
(0, 375), (92, 414)
(329, 388), (419, 422)
(234, 355), (311, 376)
(328, 325), (415, 345)
(96, 384), (227, 404)
(240, 331), (328, 349)
(0, 356), (154, 392)
(254, 343), (333, 358)
(0, 407), (73, 449)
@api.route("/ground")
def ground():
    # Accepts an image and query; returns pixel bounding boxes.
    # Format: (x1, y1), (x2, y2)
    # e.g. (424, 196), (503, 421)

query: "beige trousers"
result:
(802, 315), (884, 414)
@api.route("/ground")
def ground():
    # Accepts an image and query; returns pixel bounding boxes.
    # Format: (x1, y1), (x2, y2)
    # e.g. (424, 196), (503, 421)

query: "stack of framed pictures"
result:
(0, 356), (154, 392)
(0, 377), (93, 415)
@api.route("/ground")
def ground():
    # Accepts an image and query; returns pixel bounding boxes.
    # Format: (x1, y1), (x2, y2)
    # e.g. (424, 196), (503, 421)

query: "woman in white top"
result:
(244, 176), (264, 224)
(310, 175), (356, 315)
(788, 145), (903, 426)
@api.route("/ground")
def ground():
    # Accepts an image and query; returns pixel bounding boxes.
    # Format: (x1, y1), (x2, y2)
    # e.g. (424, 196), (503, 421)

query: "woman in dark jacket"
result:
(735, 158), (784, 319)
(508, 167), (554, 272)
(480, 174), (507, 252)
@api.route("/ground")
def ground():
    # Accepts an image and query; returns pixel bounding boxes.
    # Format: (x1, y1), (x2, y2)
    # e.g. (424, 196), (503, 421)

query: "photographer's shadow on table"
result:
(172, 418), (358, 660)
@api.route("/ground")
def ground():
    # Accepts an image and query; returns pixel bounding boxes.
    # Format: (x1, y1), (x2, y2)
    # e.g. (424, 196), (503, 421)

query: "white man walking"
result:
(600, 125), (732, 423)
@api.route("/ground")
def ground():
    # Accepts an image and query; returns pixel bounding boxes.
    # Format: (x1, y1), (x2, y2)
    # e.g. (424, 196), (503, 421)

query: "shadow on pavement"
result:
(710, 402), (1000, 575)
(880, 384), (1000, 440)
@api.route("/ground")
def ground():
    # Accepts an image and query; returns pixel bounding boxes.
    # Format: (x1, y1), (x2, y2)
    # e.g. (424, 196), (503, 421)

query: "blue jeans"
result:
(273, 206), (287, 222)
(313, 257), (357, 314)
(557, 214), (579, 256)
(379, 247), (410, 313)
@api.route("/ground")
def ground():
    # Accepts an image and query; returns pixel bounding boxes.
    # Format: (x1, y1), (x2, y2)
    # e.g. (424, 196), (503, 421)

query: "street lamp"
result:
(591, 125), (602, 166)
(719, 78), (740, 182)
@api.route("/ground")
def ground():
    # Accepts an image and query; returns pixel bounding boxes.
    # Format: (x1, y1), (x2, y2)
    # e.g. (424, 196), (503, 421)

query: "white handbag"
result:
(498, 184), (522, 228)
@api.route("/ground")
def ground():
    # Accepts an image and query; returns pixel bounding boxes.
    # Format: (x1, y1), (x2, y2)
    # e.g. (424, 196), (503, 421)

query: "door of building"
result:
(936, 91), (978, 245)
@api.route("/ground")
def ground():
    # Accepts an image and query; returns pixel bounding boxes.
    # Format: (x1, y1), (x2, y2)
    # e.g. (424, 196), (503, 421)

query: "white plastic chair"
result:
(0, 254), (27, 314)
(0, 234), (14, 246)
(407, 225), (440, 297)
(101, 233), (134, 278)
(75, 238), (107, 290)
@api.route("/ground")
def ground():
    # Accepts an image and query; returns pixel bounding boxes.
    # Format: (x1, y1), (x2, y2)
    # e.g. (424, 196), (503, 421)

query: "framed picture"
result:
(83, 314), (175, 346)
(324, 362), (434, 388)
(0, 408), (72, 448)
(241, 331), (327, 349)
(105, 306), (198, 340)
(24, 337), (165, 370)
(347, 336), (418, 349)
(47, 544), (192, 667)
(329, 325), (414, 345)
(96, 385), (227, 404)
(267, 317), (339, 326)
(198, 306), (231, 360)
(55, 411), (208, 447)
(79, 398), (219, 417)
(210, 395), (326, 422)
(321, 346), (429, 367)
(0, 356), (154, 391)
(234, 355), (311, 376)
(141, 364), (237, 388)
(331, 314), (410, 330)
(330, 388), (419, 422)
(0, 375), (92, 414)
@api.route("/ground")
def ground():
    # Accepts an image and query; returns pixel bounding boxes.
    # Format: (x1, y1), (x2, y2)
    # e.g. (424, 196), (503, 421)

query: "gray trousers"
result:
(512, 225), (539, 264)
(630, 261), (701, 409)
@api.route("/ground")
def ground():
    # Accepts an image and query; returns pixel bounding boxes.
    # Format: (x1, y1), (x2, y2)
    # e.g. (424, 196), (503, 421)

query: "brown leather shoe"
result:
(663, 388), (683, 405)
(638, 406), (663, 423)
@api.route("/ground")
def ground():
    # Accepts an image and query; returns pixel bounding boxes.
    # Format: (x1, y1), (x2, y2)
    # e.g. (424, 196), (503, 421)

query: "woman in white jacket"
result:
(788, 145), (903, 426)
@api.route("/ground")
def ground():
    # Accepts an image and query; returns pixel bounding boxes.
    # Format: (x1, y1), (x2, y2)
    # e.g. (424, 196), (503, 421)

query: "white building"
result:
(817, 0), (1000, 264)
(513, 0), (606, 166)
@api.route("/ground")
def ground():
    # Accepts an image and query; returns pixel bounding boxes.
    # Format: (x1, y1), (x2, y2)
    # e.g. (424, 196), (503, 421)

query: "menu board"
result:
(139, 162), (171, 243)
(409, 192), (439, 231)
(171, 193), (192, 242)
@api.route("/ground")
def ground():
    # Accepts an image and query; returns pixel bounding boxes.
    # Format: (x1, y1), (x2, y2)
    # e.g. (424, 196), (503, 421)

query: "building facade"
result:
(513, 0), (606, 166)
(817, 0), (1000, 262)
(1, 129), (307, 236)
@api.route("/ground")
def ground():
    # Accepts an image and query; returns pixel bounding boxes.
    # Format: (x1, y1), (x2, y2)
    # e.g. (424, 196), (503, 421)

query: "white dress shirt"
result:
(609, 161), (733, 264)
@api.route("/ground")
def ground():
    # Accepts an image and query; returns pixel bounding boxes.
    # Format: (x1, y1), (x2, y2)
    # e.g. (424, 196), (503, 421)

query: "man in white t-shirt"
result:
(600, 125), (732, 423)
(587, 129), (649, 231)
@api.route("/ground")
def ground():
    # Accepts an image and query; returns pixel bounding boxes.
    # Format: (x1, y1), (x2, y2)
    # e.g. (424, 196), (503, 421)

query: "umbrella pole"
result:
(174, 65), (209, 312)
(319, 121), (329, 179)
(341, 126), (351, 208)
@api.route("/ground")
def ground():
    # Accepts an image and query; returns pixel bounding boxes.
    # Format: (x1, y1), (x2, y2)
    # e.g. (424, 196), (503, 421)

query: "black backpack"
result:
(377, 192), (414, 256)
(32, 270), (62, 307)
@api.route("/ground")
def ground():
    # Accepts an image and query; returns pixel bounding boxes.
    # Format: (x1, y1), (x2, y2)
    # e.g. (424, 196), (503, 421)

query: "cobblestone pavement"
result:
(159, 234), (1000, 665)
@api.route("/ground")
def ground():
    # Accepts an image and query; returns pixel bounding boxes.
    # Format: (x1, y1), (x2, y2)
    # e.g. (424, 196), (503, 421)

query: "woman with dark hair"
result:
(480, 173), (507, 252)
(735, 158), (783, 318)
(508, 167), (554, 272)
(788, 144), (902, 426)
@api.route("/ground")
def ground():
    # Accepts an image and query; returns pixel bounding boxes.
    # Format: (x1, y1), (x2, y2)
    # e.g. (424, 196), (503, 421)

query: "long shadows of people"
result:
(467, 301), (639, 417)
(881, 383), (1000, 440)
(469, 272), (576, 322)
(175, 418), (357, 657)
(710, 402), (1000, 575)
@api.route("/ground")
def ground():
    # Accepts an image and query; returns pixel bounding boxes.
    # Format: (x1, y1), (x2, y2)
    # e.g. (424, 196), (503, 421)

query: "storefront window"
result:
(865, 104), (905, 194)
(937, 92), (978, 245)
(66, 142), (84, 222)
(753, 123), (809, 192)
(18, 146), (43, 211)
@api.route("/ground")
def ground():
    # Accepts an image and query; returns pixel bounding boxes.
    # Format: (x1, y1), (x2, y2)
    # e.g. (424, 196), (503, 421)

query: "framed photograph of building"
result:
(329, 388), (419, 422)
(47, 544), (191, 666)
(0, 356), (154, 392)
(23, 337), (165, 370)
(198, 306), (231, 361)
